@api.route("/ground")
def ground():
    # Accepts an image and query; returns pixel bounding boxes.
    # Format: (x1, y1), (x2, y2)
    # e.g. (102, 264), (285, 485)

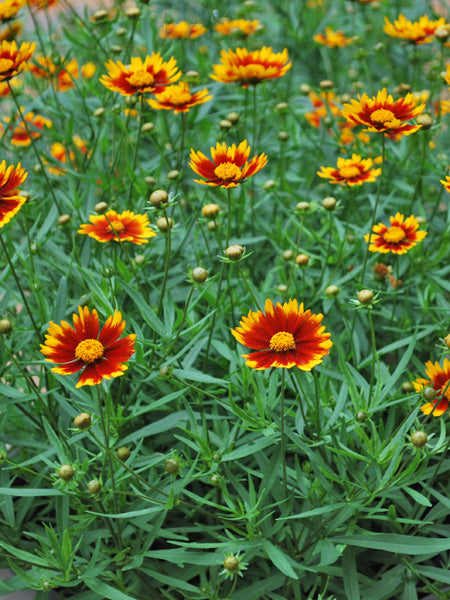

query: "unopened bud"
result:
(93, 107), (105, 118)
(296, 201), (310, 211)
(226, 111), (240, 124)
(192, 267), (208, 283)
(202, 203), (220, 218)
(73, 412), (91, 429)
(225, 245), (244, 260)
(94, 202), (108, 214)
(156, 216), (174, 231)
(58, 465), (74, 480)
(417, 114), (433, 130)
(149, 189), (168, 207)
(117, 446), (131, 460)
(357, 289), (374, 305)
(167, 169), (180, 180)
(325, 285), (339, 297)
(125, 6), (140, 19)
(87, 479), (101, 493)
(141, 122), (155, 133)
(57, 214), (71, 225)
(165, 458), (179, 474)
(219, 119), (232, 130)
(282, 249), (294, 261)
(0, 319), (12, 334)
(322, 196), (336, 211)
(411, 431), (428, 448)
(296, 253), (309, 266)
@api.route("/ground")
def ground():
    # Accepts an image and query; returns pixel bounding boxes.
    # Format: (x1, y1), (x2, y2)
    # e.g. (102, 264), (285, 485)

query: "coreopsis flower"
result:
(189, 139), (267, 188)
(342, 88), (425, 136)
(0, 0), (24, 21)
(0, 160), (27, 228)
(214, 18), (262, 36)
(211, 46), (291, 88)
(365, 213), (427, 255)
(304, 91), (340, 128)
(78, 209), (156, 245)
(29, 56), (96, 92)
(231, 298), (332, 370)
(159, 21), (207, 39)
(28, 0), (58, 8)
(442, 63), (450, 85)
(413, 359), (450, 416)
(0, 39), (35, 81)
(384, 14), (446, 45)
(5, 109), (52, 146)
(147, 81), (212, 114)
(46, 137), (87, 175)
(441, 175), (450, 192)
(0, 73), (19, 95)
(40, 306), (136, 388)
(317, 154), (381, 186)
(314, 27), (353, 48)
(100, 53), (181, 96)
(0, 21), (22, 42)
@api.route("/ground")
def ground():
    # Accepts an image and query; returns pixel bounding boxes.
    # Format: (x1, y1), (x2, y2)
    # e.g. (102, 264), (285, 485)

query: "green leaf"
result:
(0, 487), (63, 497)
(262, 540), (299, 579)
(343, 547), (361, 600)
(402, 486), (432, 507)
(332, 533), (450, 556)
(83, 579), (139, 600)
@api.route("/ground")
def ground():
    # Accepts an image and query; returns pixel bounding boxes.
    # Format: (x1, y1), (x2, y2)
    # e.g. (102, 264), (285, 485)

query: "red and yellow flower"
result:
(342, 88), (425, 136)
(100, 53), (181, 96)
(314, 27), (353, 48)
(0, 39), (35, 81)
(317, 154), (381, 186)
(78, 209), (156, 245)
(304, 91), (340, 128)
(384, 14), (446, 45)
(413, 359), (450, 417)
(189, 139), (267, 188)
(5, 109), (52, 146)
(0, 21), (22, 42)
(214, 18), (262, 36)
(40, 306), (136, 388)
(159, 21), (207, 39)
(365, 213), (427, 255)
(0, 160), (27, 228)
(29, 56), (96, 92)
(442, 62), (450, 86)
(28, 0), (58, 8)
(441, 175), (450, 192)
(211, 46), (291, 88)
(231, 298), (332, 370)
(46, 136), (87, 175)
(147, 81), (212, 113)
(0, 0), (24, 21)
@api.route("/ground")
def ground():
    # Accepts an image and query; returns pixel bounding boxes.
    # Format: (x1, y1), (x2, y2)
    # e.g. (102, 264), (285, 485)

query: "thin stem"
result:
(280, 370), (288, 498)
(127, 93), (144, 205)
(156, 209), (173, 319)
(367, 308), (377, 408)
(226, 188), (233, 247)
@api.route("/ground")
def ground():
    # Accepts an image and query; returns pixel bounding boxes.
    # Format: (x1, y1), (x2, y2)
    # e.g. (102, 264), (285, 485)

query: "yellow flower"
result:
(317, 154), (381, 186)
(147, 81), (212, 113)
(0, 39), (35, 81)
(159, 21), (207, 39)
(0, 0), (24, 21)
(384, 14), (446, 45)
(214, 18), (262, 36)
(314, 27), (353, 48)
(365, 213), (427, 255)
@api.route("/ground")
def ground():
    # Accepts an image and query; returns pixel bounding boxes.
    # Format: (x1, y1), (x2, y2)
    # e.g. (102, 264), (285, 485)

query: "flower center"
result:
(0, 57), (14, 73)
(371, 108), (395, 125)
(383, 226), (406, 244)
(339, 165), (360, 179)
(75, 338), (104, 363)
(128, 69), (155, 88)
(109, 219), (125, 234)
(214, 162), (242, 180)
(269, 331), (296, 353)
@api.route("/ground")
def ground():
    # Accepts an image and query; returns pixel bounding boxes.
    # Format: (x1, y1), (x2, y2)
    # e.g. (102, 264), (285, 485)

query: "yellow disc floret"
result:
(75, 339), (104, 363)
(214, 162), (242, 180)
(371, 108), (395, 125)
(339, 165), (360, 179)
(383, 226), (406, 243)
(269, 331), (296, 353)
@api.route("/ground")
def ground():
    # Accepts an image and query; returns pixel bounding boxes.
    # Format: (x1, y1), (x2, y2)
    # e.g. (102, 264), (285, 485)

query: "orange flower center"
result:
(383, 226), (406, 243)
(339, 165), (361, 179)
(0, 57), (14, 73)
(370, 108), (396, 125)
(75, 338), (104, 363)
(214, 162), (242, 180)
(109, 219), (125, 234)
(128, 69), (155, 88)
(269, 331), (296, 353)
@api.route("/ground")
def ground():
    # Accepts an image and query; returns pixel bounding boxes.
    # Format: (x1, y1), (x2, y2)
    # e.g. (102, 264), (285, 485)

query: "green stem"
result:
(280, 370), (288, 498)
(367, 308), (377, 408)
(127, 93), (144, 205)
(157, 209), (173, 319)
(226, 188), (233, 247)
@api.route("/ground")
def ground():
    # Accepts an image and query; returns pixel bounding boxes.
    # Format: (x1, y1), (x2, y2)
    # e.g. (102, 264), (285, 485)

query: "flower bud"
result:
(423, 387), (436, 402)
(282, 249), (294, 261)
(299, 83), (311, 95)
(445, 334), (450, 348)
(134, 254), (145, 265)
(149, 189), (168, 207)
(435, 25), (450, 41)
(164, 458), (179, 474)
(87, 479), (101, 494)
(185, 70), (199, 83)
(145, 176), (156, 186)
(325, 285), (339, 297)
(207, 220), (218, 231)
(117, 446), (131, 460)
(111, 44), (123, 54)
(263, 179), (276, 191)
(356, 411), (367, 422)
(417, 114), (433, 130)
(296, 201), (310, 212)
(167, 169), (180, 180)
(322, 196), (336, 211)
(92, 9), (108, 21)
(296, 253), (309, 266)
(223, 556), (239, 572)
(219, 119), (232, 130)
(275, 101), (289, 112)
(277, 284), (288, 293)
(278, 131), (289, 141)
(156, 216), (174, 231)
(401, 382), (413, 393)
(125, 6), (140, 19)
(411, 431), (428, 448)
(0, 319), (12, 334)
(141, 122), (155, 133)
(93, 107), (105, 118)
(73, 412), (91, 429)
(192, 267), (208, 283)
(210, 473), (221, 486)
(57, 214), (71, 226)
(226, 111), (240, 124)
(202, 203), (220, 218)
(357, 289), (374, 305)
(94, 201), (108, 214)
(225, 245), (244, 260)
(58, 465), (75, 480)
(319, 79), (333, 89)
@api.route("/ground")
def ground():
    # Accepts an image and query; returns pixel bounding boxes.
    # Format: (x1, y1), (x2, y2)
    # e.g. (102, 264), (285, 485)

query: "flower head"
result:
(147, 81), (212, 114)
(304, 91), (340, 128)
(384, 14), (446, 45)
(211, 46), (291, 88)
(364, 212), (427, 255)
(231, 299), (332, 370)
(46, 136), (88, 175)
(342, 88), (425, 136)
(440, 175), (450, 193)
(100, 53), (181, 96)
(413, 359), (450, 416)
(0, 160), (27, 228)
(214, 18), (262, 36)
(29, 56), (96, 92)
(78, 209), (156, 245)
(0, 40), (35, 81)
(314, 27), (353, 48)
(5, 109), (52, 146)
(189, 139), (267, 188)
(0, 0), (24, 21)
(159, 21), (207, 39)
(40, 306), (136, 388)
(317, 154), (381, 186)
(28, 0), (58, 7)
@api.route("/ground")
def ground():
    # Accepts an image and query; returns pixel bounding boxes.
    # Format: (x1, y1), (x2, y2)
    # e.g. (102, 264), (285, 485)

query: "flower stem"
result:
(127, 93), (144, 205)
(367, 307), (377, 408)
(226, 188), (233, 247)
(157, 208), (173, 319)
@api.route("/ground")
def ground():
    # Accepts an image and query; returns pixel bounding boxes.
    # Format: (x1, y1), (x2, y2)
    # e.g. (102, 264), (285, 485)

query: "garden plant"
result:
(1, 0), (450, 598)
